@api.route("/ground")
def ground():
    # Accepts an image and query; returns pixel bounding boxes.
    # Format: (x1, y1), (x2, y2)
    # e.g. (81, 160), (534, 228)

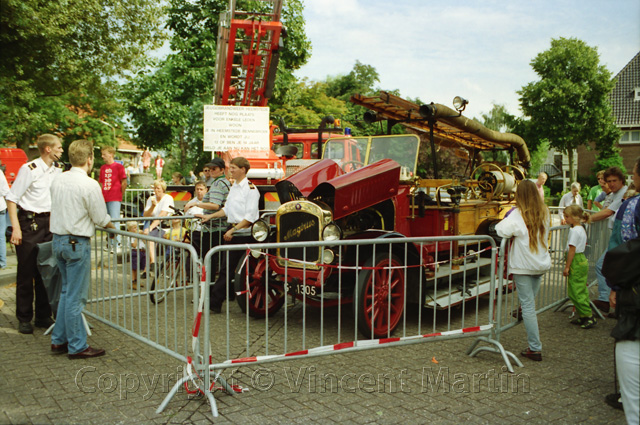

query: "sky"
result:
(294, 0), (640, 118)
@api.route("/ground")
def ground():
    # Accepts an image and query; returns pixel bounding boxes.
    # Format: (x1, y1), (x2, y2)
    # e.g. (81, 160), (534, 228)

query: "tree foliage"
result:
(0, 0), (166, 151)
(477, 104), (518, 133)
(518, 37), (620, 182)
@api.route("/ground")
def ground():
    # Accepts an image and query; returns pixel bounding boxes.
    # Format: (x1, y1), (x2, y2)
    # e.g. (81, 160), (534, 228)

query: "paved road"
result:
(0, 247), (627, 424)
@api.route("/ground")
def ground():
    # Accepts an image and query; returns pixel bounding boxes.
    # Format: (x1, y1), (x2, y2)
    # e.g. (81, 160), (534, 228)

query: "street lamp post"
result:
(98, 119), (117, 143)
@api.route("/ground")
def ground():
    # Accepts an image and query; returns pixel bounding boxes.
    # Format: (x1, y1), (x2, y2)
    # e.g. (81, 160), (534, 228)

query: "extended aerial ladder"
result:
(213, 0), (284, 106)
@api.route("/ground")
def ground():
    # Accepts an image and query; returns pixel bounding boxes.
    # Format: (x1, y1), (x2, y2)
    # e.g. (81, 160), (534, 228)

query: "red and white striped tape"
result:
(219, 324), (492, 366)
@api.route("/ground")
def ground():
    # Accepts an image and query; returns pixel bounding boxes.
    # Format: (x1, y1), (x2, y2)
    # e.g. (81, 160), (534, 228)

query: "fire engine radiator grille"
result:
(277, 212), (320, 263)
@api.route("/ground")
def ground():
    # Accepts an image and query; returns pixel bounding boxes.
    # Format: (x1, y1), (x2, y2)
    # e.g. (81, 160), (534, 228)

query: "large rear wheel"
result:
(355, 253), (406, 338)
(234, 253), (284, 318)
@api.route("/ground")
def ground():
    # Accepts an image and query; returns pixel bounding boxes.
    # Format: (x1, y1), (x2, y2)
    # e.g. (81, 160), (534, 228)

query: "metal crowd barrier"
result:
(493, 217), (611, 347)
(158, 235), (515, 417)
(84, 214), (612, 419)
(85, 215), (225, 362)
(121, 188), (153, 219)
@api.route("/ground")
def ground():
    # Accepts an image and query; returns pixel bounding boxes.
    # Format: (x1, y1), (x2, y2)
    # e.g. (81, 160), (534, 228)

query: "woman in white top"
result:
(496, 180), (551, 361)
(142, 179), (174, 267)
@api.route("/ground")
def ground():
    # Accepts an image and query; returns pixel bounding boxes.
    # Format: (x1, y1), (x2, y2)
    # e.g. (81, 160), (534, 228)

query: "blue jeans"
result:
(0, 210), (6, 268)
(106, 201), (121, 246)
(51, 235), (91, 354)
(595, 252), (610, 302)
(514, 274), (543, 352)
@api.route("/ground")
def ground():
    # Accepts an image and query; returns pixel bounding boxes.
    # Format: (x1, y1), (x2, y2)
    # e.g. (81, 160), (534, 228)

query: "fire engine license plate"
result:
(285, 282), (317, 297)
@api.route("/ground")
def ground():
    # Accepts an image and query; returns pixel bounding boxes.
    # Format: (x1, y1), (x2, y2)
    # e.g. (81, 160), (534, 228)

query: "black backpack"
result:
(602, 237), (640, 290)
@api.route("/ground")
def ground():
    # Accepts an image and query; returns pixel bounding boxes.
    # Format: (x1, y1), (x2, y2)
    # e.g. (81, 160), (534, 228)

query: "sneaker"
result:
(520, 348), (542, 362)
(581, 317), (597, 329)
(570, 317), (585, 325)
(604, 393), (623, 411)
(18, 321), (33, 334)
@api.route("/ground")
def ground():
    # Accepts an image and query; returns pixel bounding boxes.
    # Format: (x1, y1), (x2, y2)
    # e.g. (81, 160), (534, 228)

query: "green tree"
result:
(518, 37), (620, 183)
(474, 104), (519, 163)
(478, 104), (517, 133)
(0, 0), (166, 151)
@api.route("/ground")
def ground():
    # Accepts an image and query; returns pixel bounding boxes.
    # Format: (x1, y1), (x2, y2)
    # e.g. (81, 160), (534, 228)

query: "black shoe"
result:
(570, 317), (585, 325)
(34, 317), (54, 328)
(51, 342), (69, 354)
(18, 321), (33, 334)
(605, 393), (623, 411)
(581, 316), (597, 329)
(511, 308), (523, 321)
(210, 305), (222, 314)
(592, 300), (610, 313)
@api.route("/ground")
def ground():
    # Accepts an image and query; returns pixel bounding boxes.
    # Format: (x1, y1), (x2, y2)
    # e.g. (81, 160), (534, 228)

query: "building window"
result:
(620, 130), (640, 144)
(635, 87), (640, 101)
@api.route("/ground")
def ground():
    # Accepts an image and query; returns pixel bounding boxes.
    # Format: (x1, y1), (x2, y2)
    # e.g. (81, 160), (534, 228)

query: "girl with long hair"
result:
(496, 179), (551, 361)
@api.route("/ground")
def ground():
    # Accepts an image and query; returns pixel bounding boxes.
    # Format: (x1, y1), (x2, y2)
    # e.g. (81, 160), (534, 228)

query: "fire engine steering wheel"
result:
(341, 160), (365, 172)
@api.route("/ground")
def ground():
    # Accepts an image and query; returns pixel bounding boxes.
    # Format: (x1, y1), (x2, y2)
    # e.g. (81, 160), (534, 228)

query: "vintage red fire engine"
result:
(232, 92), (531, 338)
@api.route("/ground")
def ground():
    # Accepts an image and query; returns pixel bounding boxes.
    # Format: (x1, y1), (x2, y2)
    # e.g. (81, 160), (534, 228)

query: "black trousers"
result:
(192, 228), (223, 277)
(209, 233), (253, 309)
(15, 212), (52, 323)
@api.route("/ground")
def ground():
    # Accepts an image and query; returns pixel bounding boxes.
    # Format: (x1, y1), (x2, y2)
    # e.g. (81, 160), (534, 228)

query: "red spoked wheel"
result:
(234, 253), (284, 318)
(355, 253), (406, 339)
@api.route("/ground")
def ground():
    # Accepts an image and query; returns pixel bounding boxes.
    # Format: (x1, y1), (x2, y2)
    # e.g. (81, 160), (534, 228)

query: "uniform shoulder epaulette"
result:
(54, 161), (64, 169)
(248, 183), (256, 190)
(28, 162), (37, 170)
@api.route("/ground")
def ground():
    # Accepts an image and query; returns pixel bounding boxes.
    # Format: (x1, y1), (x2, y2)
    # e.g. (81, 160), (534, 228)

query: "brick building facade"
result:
(577, 51), (640, 177)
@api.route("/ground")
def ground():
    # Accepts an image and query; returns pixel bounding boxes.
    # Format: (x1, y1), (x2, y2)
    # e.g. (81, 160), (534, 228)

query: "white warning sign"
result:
(203, 105), (270, 152)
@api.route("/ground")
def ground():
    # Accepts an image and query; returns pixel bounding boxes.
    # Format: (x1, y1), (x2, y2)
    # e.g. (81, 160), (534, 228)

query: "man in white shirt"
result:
(49, 139), (114, 359)
(590, 167), (628, 314)
(0, 164), (11, 269)
(201, 157), (259, 313)
(6, 134), (64, 334)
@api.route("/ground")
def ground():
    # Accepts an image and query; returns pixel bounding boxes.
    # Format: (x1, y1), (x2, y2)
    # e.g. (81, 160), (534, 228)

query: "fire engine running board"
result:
(424, 277), (493, 309)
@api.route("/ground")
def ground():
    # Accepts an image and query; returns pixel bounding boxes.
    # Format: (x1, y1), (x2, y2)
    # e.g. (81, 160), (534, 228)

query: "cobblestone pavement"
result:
(0, 248), (627, 424)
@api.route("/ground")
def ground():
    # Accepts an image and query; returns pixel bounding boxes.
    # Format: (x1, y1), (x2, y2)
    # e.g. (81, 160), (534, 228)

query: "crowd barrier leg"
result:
(155, 259), (235, 418)
(467, 336), (523, 373)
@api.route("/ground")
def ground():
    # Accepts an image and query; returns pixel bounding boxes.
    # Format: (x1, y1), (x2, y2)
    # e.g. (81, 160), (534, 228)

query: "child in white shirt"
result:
(562, 205), (594, 329)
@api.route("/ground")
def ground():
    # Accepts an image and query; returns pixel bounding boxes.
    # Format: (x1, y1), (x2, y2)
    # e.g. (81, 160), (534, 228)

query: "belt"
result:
(19, 209), (50, 217)
(55, 234), (90, 240)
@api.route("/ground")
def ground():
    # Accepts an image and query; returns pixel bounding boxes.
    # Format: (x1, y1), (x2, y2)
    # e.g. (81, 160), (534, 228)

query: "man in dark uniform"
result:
(193, 157), (230, 268)
(7, 134), (64, 334)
